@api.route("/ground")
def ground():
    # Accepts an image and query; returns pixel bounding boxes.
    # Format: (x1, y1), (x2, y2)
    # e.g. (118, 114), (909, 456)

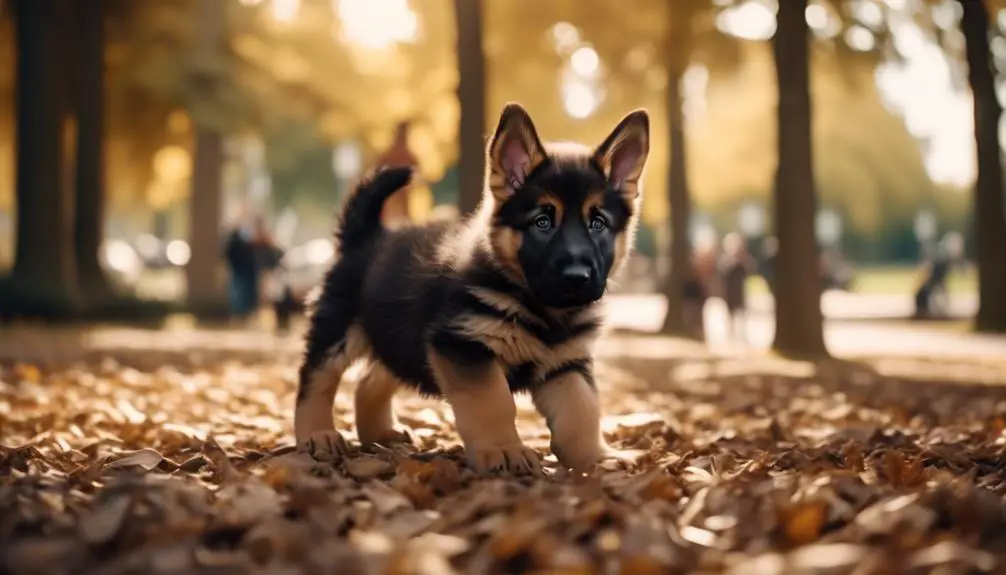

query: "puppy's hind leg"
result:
(295, 324), (370, 460)
(354, 360), (413, 447)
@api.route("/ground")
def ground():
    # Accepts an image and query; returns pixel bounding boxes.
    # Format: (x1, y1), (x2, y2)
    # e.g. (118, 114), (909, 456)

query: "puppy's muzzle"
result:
(559, 264), (595, 292)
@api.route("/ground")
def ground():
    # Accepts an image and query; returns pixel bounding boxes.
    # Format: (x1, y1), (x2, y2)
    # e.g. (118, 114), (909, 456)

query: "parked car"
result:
(279, 238), (335, 304)
(100, 239), (144, 288)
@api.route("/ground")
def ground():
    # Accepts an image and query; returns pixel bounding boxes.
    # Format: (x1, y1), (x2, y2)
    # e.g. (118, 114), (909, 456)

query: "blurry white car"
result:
(280, 238), (335, 300)
(100, 239), (144, 287)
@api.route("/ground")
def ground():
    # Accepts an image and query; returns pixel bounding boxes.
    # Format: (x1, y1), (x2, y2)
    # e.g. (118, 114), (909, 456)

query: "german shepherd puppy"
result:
(295, 103), (650, 474)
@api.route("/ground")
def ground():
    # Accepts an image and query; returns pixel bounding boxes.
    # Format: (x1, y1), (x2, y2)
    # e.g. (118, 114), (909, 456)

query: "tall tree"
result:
(72, 0), (113, 302)
(185, 0), (226, 312)
(453, 0), (486, 216)
(10, 0), (77, 303)
(660, 2), (699, 335)
(771, 0), (828, 356)
(958, 0), (1006, 333)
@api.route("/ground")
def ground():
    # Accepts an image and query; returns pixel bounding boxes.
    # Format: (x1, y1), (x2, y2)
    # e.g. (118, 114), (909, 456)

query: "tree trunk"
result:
(770, 0), (828, 357)
(453, 0), (486, 217)
(185, 0), (226, 313)
(72, 0), (114, 303)
(186, 129), (225, 311)
(660, 52), (692, 335)
(959, 0), (1006, 333)
(11, 0), (77, 303)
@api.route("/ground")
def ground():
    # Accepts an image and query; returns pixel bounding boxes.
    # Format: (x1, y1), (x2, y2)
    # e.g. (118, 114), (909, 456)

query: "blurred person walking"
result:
(719, 232), (756, 342)
(375, 121), (419, 228)
(913, 232), (964, 319)
(680, 237), (720, 342)
(252, 216), (283, 282)
(250, 217), (287, 326)
(759, 236), (778, 296)
(695, 235), (722, 302)
(223, 217), (259, 320)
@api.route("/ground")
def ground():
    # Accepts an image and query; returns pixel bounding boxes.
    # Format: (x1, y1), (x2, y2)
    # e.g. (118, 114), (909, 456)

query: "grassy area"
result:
(850, 265), (977, 295)
(746, 264), (978, 296)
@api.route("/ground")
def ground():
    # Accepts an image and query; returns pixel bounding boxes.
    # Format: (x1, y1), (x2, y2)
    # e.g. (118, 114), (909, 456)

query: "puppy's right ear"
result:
(486, 103), (547, 202)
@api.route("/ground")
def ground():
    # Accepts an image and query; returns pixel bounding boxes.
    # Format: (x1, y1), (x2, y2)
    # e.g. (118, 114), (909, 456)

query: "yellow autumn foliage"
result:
(0, 0), (974, 238)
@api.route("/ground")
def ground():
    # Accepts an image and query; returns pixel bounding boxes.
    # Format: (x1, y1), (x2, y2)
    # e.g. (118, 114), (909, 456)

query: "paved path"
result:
(1, 292), (1001, 364)
(608, 291), (978, 323)
(604, 293), (1005, 360)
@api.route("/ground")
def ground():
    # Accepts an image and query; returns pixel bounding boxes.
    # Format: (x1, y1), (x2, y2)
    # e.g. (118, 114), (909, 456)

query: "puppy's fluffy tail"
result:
(336, 166), (413, 253)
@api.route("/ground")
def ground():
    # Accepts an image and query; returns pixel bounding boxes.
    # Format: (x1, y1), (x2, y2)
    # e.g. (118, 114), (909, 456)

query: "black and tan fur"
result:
(295, 103), (650, 473)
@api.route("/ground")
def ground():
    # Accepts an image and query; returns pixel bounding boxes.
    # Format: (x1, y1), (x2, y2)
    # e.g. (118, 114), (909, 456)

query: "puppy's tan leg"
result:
(295, 325), (369, 460)
(428, 350), (540, 475)
(354, 361), (412, 446)
(532, 369), (609, 472)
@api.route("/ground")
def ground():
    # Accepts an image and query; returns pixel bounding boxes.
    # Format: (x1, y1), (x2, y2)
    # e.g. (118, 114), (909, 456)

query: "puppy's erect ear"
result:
(594, 110), (650, 199)
(487, 103), (547, 201)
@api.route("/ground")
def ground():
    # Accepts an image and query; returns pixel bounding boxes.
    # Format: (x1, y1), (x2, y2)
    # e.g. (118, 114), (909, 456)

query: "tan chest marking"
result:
(448, 313), (596, 374)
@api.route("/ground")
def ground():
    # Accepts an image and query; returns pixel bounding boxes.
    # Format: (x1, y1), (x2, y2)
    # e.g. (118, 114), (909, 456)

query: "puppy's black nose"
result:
(561, 265), (593, 289)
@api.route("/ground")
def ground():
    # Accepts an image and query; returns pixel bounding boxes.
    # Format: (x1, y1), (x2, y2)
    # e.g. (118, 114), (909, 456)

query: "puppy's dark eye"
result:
(533, 214), (552, 230)
(589, 215), (608, 231)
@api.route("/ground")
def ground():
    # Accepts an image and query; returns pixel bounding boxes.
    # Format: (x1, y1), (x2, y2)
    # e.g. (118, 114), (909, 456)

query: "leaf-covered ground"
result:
(3, 327), (1006, 574)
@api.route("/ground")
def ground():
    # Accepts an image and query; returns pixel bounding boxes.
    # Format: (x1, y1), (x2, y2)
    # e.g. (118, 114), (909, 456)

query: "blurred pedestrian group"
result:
(220, 121), (422, 331)
(223, 214), (297, 329)
(679, 230), (857, 345)
(681, 232), (757, 343)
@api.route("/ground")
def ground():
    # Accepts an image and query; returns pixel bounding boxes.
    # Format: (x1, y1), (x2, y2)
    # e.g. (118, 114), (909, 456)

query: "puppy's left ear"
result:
(594, 110), (650, 199)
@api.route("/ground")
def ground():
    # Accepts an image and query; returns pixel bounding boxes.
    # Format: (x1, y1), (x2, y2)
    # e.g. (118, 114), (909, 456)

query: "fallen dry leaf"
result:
(105, 447), (163, 470)
(345, 455), (394, 479)
(679, 525), (718, 548)
(779, 500), (828, 545)
(362, 482), (414, 515)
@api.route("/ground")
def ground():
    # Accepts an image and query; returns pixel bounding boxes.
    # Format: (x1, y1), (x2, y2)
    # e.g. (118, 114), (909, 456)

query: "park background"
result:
(1, 0), (1005, 359)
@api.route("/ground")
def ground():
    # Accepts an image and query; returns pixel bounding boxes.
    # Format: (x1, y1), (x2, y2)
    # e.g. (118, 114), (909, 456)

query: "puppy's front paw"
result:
(360, 425), (414, 448)
(299, 430), (348, 461)
(552, 442), (644, 472)
(551, 440), (604, 473)
(467, 443), (542, 476)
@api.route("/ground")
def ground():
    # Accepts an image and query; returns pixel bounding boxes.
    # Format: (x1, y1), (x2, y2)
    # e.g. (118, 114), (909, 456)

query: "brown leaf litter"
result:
(4, 340), (1006, 574)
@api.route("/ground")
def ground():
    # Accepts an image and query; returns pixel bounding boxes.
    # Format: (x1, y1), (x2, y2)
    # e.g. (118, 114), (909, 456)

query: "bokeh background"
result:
(1, 0), (1004, 357)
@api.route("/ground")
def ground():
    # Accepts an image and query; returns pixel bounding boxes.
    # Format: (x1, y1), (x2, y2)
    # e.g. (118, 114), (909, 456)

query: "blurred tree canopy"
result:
(482, 0), (964, 241)
(98, 0), (456, 208)
(0, 0), (979, 261)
